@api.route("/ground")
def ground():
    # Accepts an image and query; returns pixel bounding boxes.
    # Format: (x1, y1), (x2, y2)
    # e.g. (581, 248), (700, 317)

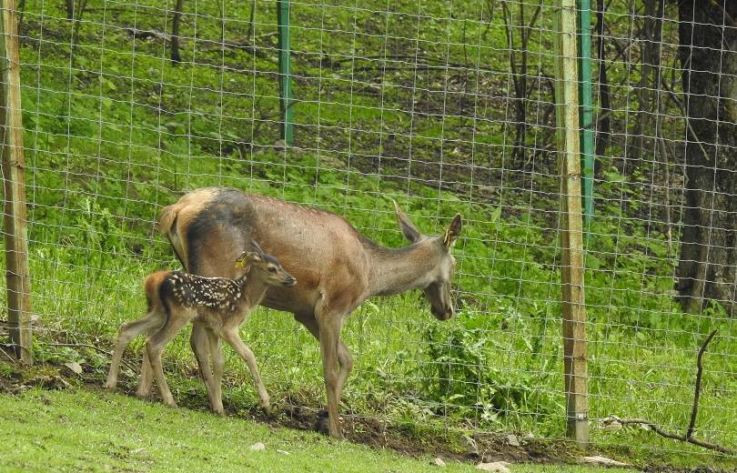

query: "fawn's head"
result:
(393, 201), (463, 321)
(235, 241), (297, 287)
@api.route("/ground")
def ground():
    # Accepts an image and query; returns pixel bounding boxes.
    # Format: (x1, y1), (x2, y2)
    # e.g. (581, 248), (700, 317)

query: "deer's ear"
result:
(393, 200), (423, 243)
(443, 214), (463, 248)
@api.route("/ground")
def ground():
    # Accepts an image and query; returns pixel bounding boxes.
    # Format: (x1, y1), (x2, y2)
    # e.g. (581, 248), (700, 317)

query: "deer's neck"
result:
(366, 243), (437, 297)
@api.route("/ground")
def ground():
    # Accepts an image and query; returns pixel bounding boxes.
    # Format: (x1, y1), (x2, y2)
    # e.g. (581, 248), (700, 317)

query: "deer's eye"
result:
(269, 266), (277, 273)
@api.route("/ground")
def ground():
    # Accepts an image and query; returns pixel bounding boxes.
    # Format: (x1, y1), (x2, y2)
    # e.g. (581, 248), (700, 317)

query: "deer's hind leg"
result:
(104, 309), (165, 391)
(145, 310), (192, 408)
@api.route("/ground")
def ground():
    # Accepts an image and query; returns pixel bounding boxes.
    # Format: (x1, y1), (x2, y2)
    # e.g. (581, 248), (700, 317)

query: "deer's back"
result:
(161, 189), (371, 314)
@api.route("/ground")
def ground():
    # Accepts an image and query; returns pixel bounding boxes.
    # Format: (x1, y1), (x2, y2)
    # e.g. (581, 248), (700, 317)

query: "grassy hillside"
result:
(0, 385), (646, 473)
(0, 0), (734, 468)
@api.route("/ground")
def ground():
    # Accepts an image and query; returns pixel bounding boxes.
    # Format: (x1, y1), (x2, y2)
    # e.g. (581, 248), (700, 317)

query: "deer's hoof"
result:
(102, 382), (116, 392)
(314, 410), (330, 436)
(314, 410), (344, 438)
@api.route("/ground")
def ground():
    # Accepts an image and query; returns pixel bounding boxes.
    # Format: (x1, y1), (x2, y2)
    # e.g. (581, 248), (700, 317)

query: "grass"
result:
(0, 387), (633, 473)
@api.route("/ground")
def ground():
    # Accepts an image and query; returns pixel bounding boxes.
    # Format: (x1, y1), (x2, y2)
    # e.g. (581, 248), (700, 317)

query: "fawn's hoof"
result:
(102, 382), (115, 392)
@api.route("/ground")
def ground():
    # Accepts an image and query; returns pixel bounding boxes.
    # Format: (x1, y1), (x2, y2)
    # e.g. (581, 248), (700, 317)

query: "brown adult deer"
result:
(159, 188), (462, 437)
(104, 242), (296, 413)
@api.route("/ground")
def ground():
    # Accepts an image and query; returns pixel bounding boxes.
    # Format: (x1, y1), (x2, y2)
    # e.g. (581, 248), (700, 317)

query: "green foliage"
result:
(421, 307), (559, 427)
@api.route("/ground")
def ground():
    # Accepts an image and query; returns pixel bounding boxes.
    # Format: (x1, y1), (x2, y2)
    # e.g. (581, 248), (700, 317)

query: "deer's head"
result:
(236, 241), (297, 287)
(393, 201), (463, 321)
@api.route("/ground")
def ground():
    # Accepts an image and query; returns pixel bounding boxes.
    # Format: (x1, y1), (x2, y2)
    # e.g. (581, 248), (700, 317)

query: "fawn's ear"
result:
(393, 200), (423, 243)
(249, 239), (265, 256)
(246, 251), (262, 263)
(235, 251), (250, 269)
(442, 213), (463, 249)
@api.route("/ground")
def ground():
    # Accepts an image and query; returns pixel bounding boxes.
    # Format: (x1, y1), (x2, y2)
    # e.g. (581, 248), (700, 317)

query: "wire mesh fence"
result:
(1, 0), (735, 463)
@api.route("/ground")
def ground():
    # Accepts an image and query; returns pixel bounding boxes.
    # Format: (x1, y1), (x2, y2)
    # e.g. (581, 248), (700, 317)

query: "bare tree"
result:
(631, 0), (664, 163)
(171, 0), (185, 64)
(65, 0), (75, 20)
(500, 0), (542, 169)
(594, 0), (611, 162)
(247, 0), (257, 42)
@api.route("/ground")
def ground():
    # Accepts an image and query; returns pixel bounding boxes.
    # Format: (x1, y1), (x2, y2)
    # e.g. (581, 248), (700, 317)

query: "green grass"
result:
(0, 388), (630, 473)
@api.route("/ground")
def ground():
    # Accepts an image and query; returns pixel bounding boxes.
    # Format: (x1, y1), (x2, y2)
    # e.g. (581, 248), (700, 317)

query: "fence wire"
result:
(1, 0), (735, 461)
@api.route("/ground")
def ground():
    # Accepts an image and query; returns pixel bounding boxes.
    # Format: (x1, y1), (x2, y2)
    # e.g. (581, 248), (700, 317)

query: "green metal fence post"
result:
(577, 0), (594, 232)
(277, 0), (293, 146)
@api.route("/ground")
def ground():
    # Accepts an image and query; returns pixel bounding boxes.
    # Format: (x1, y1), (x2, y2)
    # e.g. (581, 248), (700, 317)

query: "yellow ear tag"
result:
(235, 254), (248, 269)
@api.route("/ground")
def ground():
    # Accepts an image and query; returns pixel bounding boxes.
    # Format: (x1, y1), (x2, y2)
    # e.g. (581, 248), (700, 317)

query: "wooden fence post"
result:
(0, 0), (32, 364)
(554, 0), (588, 443)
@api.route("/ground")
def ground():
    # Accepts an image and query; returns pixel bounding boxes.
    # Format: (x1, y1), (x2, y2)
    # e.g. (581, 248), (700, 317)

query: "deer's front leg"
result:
(190, 321), (221, 414)
(335, 340), (354, 404)
(316, 307), (346, 438)
(206, 328), (225, 416)
(136, 348), (154, 398)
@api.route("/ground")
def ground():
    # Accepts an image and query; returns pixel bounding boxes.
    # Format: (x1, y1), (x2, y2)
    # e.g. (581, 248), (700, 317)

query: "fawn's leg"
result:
(220, 325), (270, 412)
(104, 310), (164, 390)
(146, 314), (190, 408)
(206, 329), (225, 415)
(136, 348), (154, 398)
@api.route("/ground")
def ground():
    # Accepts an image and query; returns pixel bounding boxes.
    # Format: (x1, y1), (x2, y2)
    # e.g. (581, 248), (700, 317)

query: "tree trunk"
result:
(501, 0), (541, 169)
(675, 0), (737, 316)
(632, 0), (664, 164)
(594, 0), (610, 165)
(171, 0), (185, 64)
(247, 0), (256, 41)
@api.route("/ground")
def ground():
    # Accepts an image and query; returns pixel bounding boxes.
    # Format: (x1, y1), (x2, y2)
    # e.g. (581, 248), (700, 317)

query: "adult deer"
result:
(159, 188), (462, 437)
